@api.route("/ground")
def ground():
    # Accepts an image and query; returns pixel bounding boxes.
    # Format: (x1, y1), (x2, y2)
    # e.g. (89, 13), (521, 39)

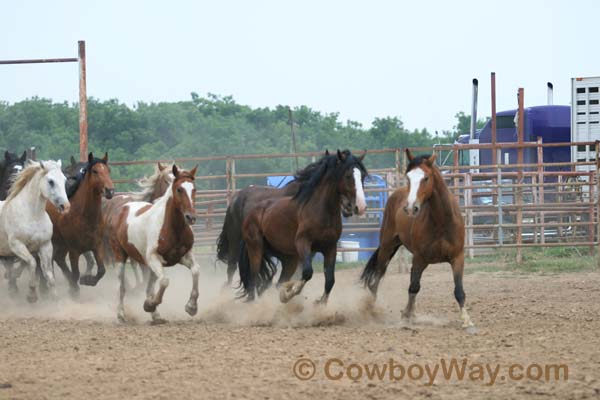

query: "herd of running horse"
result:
(0, 148), (474, 329)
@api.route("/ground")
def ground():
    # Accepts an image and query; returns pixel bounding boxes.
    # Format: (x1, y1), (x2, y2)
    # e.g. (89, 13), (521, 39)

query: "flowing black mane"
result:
(65, 156), (107, 198)
(292, 149), (367, 205)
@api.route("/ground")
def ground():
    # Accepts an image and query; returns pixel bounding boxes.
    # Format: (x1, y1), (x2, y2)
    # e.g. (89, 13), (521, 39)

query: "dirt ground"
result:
(0, 262), (599, 400)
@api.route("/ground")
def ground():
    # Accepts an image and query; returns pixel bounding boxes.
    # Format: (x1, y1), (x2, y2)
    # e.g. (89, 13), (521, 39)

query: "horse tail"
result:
(216, 211), (231, 264)
(237, 240), (277, 299)
(360, 244), (400, 288)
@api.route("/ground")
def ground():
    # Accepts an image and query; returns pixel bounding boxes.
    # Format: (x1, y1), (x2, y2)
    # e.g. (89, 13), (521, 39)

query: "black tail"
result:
(216, 209), (233, 264)
(237, 240), (277, 299)
(360, 245), (400, 288)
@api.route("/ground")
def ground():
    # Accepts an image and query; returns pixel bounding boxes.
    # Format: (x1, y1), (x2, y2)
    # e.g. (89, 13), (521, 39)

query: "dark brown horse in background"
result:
(47, 152), (115, 296)
(216, 152), (354, 287)
(0, 151), (26, 200)
(238, 149), (367, 303)
(360, 149), (474, 329)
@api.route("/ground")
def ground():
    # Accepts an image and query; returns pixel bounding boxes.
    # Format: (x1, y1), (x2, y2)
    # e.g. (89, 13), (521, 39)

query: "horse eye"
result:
(92, 170), (98, 174)
(48, 179), (55, 187)
(424, 177), (429, 182)
(177, 188), (182, 193)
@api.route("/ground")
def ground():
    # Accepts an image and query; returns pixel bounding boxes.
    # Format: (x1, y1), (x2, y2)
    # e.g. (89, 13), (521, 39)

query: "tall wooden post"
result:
(78, 40), (88, 161)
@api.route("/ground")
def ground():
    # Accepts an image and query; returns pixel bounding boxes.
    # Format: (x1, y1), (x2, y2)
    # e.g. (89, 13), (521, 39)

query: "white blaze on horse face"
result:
(406, 167), (425, 210)
(181, 181), (194, 205)
(353, 167), (367, 215)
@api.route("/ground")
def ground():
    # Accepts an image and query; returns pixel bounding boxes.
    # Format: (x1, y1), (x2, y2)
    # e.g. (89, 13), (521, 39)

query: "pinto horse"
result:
(106, 165), (200, 323)
(47, 152), (115, 296)
(360, 149), (474, 329)
(77, 162), (174, 286)
(0, 151), (26, 200)
(216, 156), (340, 287)
(238, 149), (367, 303)
(0, 160), (69, 302)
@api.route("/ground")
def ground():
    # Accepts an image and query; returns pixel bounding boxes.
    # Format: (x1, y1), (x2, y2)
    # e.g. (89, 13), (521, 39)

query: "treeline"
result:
(0, 93), (471, 188)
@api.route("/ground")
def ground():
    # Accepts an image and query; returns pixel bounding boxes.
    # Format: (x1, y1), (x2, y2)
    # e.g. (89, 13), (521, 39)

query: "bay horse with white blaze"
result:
(238, 149), (367, 303)
(0, 160), (70, 302)
(360, 149), (474, 329)
(106, 165), (200, 323)
(47, 152), (115, 296)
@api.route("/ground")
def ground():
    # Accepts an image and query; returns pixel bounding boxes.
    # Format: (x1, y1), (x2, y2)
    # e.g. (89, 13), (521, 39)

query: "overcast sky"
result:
(1, 0), (598, 134)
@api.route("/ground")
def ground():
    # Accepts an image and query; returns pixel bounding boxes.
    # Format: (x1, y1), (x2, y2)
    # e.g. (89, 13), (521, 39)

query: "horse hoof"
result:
(150, 318), (168, 325)
(279, 289), (292, 304)
(79, 275), (97, 286)
(143, 299), (157, 313)
(69, 286), (80, 299)
(7, 284), (18, 297)
(464, 326), (478, 335)
(117, 312), (127, 324)
(314, 298), (328, 306)
(185, 303), (198, 317)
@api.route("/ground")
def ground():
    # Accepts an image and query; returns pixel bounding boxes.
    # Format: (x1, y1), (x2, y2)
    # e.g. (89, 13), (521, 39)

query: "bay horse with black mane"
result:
(360, 149), (474, 329)
(105, 165), (200, 323)
(47, 152), (115, 296)
(217, 154), (341, 287)
(238, 149), (367, 303)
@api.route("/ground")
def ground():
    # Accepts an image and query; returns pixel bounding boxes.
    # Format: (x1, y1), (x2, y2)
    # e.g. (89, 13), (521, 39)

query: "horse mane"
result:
(293, 150), (367, 205)
(6, 160), (60, 202)
(65, 156), (108, 199)
(131, 163), (174, 202)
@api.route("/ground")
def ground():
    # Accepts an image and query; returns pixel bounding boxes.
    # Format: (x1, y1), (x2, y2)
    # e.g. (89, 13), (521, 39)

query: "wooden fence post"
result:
(537, 137), (545, 246)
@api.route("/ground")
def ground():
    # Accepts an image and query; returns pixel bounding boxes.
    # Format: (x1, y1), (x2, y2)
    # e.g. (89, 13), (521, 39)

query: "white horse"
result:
(0, 160), (70, 302)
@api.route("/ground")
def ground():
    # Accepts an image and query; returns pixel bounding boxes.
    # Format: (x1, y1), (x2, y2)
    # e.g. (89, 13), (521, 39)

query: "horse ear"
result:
(358, 149), (367, 162)
(57, 159), (62, 168)
(325, 149), (330, 156)
(88, 152), (94, 163)
(20, 151), (26, 162)
(427, 153), (437, 165)
(405, 148), (415, 161)
(190, 164), (198, 178)
(39, 161), (45, 170)
(103, 152), (108, 162)
(158, 162), (166, 172)
(70, 156), (77, 166)
(337, 149), (346, 161)
(172, 164), (179, 178)
(4, 151), (10, 161)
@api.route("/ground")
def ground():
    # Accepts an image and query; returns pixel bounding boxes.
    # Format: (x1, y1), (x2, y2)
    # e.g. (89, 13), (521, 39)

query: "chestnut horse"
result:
(106, 165), (200, 323)
(47, 152), (115, 296)
(360, 149), (474, 329)
(238, 149), (367, 303)
(217, 155), (342, 287)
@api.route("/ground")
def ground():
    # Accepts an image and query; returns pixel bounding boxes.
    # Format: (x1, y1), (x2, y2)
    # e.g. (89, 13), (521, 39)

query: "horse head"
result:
(3, 150), (26, 176)
(172, 165), (198, 225)
(39, 160), (71, 214)
(86, 152), (115, 199)
(404, 148), (438, 217)
(335, 149), (368, 217)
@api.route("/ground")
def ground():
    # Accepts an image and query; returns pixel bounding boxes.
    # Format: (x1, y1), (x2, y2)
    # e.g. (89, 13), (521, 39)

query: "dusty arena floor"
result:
(1, 262), (599, 400)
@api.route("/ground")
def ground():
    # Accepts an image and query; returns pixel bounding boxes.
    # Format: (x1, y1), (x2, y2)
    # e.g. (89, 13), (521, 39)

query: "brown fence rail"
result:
(113, 140), (600, 266)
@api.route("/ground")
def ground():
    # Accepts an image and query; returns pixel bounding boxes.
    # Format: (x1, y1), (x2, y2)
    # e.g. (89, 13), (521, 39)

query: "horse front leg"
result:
(79, 251), (99, 286)
(451, 253), (475, 329)
(79, 249), (105, 286)
(402, 257), (428, 322)
(38, 242), (57, 299)
(8, 239), (38, 303)
(180, 251), (200, 317)
(279, 239), (312, 303)
(68, 252), (82, 296)
(143, 255), (169, 323)
(315, 247), (337, 305)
